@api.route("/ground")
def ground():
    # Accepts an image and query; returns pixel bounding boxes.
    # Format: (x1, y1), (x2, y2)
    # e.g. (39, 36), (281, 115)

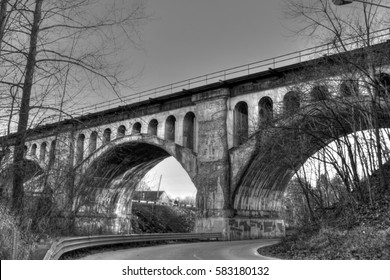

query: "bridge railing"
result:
(68, 28), (390, 117)
(2, 28), (389, 137)
(43, 232), (223, 260)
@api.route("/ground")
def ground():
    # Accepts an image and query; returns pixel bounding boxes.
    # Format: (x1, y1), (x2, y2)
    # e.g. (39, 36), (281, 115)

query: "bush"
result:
(0, 204), (32, 260)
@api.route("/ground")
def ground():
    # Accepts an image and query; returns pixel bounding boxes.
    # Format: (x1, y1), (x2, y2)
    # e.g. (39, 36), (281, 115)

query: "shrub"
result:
(0, 204), (32, 260)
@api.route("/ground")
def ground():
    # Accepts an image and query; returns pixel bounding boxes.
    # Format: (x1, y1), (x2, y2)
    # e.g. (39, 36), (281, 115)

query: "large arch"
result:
(231, 99), (390, 216)
(74, 134), (197, 232)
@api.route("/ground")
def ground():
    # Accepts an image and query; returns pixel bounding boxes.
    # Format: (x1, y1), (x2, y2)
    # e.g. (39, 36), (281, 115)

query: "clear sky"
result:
(133, 0), (310, 199)
(132, 0), (307, 91)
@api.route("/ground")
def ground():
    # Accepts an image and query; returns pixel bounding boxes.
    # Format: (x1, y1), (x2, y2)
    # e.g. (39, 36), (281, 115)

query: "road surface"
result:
(79, 239), (279, 260)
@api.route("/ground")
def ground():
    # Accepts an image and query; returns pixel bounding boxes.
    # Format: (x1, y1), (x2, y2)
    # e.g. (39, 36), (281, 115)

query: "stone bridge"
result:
(2, 42), (390, 239)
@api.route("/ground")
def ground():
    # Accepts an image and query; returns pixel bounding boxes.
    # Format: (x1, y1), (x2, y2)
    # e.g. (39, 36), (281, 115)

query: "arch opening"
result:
(259, 97), (273, 125)
(117, 125), (126, 138)
(30, 143), (37, 157)
(40, 142), (47, 162)
(165, 115), (176, 142)
(311, 85), (330, 101)
(340, 79), (359, 97)
(49, 140), (56, 167)
(234, 101), (248, 146)
(283, 91), (300, 115)
(148, 119), (158, 136)
(76, 134), (85, 164)
(103, 128), (111, 144)
(132, 122), (141, 134)
(183, 112), (196, 151)
(89, 131), (98, 155)
(376, 73), (390, 97)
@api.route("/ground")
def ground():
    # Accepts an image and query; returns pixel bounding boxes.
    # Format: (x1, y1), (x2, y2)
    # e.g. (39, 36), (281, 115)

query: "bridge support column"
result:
(192, 88), (233, 235)
(191, 89), (286, 240)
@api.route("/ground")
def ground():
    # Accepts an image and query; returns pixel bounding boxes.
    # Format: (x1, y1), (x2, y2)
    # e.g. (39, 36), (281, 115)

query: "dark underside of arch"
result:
(233, 98), (390, 212)
(77, 142), (171, 215)
(87, 142), (170, 180)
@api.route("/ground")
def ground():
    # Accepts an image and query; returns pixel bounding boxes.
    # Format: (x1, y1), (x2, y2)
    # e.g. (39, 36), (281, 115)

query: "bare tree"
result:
(283, 0), (390, 194)
(0, 0), (149, 214)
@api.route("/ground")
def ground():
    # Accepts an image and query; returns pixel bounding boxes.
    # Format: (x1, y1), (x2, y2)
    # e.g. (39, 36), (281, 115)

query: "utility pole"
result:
(152, 175), (163, 214)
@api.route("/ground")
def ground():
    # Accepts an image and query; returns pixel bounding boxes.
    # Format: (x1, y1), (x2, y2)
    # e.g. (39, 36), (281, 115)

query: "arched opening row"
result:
(232, 75), (389, 147)
(26, 140), (56, 164)
(75, 111), (197, 164)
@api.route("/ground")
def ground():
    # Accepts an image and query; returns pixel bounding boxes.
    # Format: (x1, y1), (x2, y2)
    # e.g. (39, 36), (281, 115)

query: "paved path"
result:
(79, 239), (280, 260)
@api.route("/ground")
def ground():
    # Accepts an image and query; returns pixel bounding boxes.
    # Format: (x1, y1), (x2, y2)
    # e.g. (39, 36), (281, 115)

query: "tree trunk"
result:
(12, 0), (43, 213)
(0, 0), (8, 55)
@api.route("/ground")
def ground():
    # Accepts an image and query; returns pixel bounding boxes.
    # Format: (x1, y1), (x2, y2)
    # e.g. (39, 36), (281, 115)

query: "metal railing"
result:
(68, 28), (390, 117)
(43, 232), (223, 260)
(2, 28), (389, 137)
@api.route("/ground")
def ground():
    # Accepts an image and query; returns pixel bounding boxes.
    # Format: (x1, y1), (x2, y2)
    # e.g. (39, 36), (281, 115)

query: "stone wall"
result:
(194, 217), (285, 240)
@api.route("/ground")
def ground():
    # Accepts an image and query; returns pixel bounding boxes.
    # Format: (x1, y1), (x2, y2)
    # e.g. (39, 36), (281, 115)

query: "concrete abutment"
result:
(192, 88), (285, 239)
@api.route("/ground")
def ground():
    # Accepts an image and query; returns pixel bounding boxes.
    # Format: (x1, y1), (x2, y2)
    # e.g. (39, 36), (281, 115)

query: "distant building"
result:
(133, 190), (171, 205)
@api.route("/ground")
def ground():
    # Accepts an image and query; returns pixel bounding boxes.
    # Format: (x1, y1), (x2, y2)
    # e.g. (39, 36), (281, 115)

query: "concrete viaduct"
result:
(2, 42), (390, 239)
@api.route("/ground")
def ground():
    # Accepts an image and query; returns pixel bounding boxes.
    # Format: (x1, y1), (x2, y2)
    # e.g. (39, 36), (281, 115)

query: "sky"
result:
(132, 0), (307, 91)
(132, 0), (309, 199)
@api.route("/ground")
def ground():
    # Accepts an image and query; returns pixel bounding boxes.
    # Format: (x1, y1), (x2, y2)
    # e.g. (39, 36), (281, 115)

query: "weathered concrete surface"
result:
(194, 217), (285, 240)
(193, 88), (231, 216)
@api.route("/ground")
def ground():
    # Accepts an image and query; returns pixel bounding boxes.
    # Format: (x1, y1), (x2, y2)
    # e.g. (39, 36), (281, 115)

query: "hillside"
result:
(258, 190), (390, 259)
(131, 203), (197, 233)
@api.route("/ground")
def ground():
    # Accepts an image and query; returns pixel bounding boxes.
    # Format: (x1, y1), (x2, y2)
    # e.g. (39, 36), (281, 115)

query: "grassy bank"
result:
(131, 203), (197, 233)
(259, 192), (390, 260)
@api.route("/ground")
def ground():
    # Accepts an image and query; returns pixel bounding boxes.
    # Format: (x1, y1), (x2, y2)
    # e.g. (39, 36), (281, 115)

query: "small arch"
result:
(132, 122), (142, 134)
(376, 73), (390, 97)
(234, 101), (249, 146)
(183, 112), (196, 150)
(76, 134), (85, 164)
(283, 91), (300, 115)
(103, 128), (111, 144)
(49, 140), (56, 166)
(40, 142), (47, 162)
(340, 79), (359, 97)
(259, 97), (273, 124)
(89, 131), (98, 155)
(30, 143), (37, 157)
(311, 85), (330, 101)
(148, 119), (158, 136)
(165, 115), (176, 142)
(117, 125), (126, 138)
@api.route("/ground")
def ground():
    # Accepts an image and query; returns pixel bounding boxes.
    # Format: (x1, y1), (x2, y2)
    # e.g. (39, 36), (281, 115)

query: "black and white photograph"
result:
(1, 0), (389, 278)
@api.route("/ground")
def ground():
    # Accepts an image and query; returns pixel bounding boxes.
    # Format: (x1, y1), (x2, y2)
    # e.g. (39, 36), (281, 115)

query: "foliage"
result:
(131, 203), (197, 234)
(0, 202), (33, 259)
(0, 0), (149, 214)
(266, 185), (390, 259)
